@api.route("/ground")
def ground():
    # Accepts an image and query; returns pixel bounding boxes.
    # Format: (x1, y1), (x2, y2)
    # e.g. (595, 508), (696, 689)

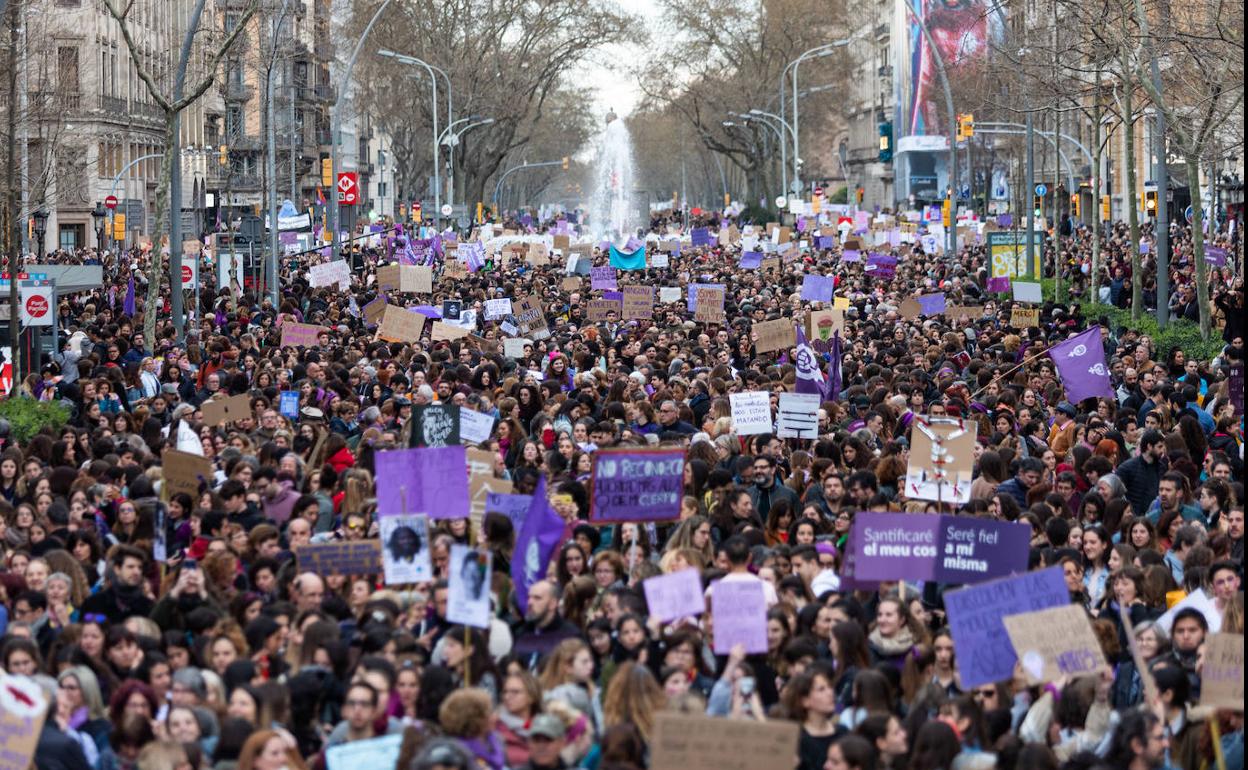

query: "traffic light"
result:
(218, 144), (229, 166)
(856, 187), (864, 205)
(1070, 194), (1080, 218)
(878, 123), (893, 162)
(1034, 196), (1042, 217)
(956, 113), (974, 140)
(321, 157), (333, 187)
(1145, 189), (1158, 217)
(1101, 194), (1111, 221)
(476, 201), (484, 224)
(942, 197), (951, 227)
(723, 192), (730, 207)
(561, 156), (570, 170)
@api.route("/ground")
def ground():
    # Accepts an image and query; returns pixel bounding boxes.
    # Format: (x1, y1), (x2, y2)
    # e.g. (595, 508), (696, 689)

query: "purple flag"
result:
(1048, 326), (1115, 404)
(828, 332), (842, 402)
(123, 276), (136, 316)
(461, 242), (486, 272)
(794, 324), (830, 401)
(987, 276), (1010, 293)
(511, 475), (567, 614)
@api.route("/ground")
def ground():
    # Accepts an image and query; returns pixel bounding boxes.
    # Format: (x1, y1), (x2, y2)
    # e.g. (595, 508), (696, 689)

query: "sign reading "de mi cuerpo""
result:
(589, 448), (685, 523)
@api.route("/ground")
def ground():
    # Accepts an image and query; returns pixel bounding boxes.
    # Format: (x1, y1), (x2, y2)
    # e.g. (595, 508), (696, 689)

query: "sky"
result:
(570, 0), (663, 118)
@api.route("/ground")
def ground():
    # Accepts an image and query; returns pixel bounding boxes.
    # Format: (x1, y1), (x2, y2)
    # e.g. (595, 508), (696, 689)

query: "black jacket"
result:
(1117, 454), (1164, 517)
(35, 722), (92, 770)
(78, 583), (156, 626)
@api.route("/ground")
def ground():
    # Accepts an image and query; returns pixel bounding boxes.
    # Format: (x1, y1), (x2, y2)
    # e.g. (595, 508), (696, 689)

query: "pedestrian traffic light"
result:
(562, 156), (570, 170)
(1145, 189), (1158, 217)
(218, 145), (229, 166)
(878, 123), (893, 162)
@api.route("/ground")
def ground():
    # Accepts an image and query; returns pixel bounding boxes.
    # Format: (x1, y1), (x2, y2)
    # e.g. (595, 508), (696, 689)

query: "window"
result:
(98, 142), (107, 176)
(57, 46), (79, 95)
(226, 107), (243, 137)
(378, 182), (387, 198)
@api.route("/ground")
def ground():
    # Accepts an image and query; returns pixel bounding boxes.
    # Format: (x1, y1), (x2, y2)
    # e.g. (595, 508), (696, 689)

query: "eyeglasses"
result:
(343, 699), (374, 709)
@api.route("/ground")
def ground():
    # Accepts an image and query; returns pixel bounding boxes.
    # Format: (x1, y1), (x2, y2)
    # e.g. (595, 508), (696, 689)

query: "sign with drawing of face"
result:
(447, 544), (492, 629)
(379, 514), (432, 585)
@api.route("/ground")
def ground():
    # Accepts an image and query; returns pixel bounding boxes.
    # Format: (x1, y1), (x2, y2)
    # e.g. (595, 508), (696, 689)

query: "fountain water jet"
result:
(588, 110), (639, 245)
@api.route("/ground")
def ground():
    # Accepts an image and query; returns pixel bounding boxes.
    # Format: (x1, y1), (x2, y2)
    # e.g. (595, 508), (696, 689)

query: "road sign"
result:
(1185, 205), (1194, 223)
(180, 260), (198, 288)
(1035, 183), (1048, 197)
(440, 204), (453, 217)
(337, 172), (359, 205)
(774, 196), (788, 209)
(104, 195), (118, 210)
(813, 186), (824, 198)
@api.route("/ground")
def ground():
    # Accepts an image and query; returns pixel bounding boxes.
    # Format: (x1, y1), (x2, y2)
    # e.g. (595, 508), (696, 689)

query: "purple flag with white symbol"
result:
(1049, 326), (1115, 404)
(794, 324), (830, 401)
(511, 475), (566, 614)
(123, 276), (136, 316)
(828, 332), (842, 402)
(461, 242), (486, 272)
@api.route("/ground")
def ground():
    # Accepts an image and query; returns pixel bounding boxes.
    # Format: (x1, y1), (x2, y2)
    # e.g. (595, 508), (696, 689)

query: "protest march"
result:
(0, 202), (1242, 770)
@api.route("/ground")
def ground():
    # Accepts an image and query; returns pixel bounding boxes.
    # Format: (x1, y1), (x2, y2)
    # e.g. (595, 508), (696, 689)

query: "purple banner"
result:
(589, 448), (684, 522)
(847, 512), (1031, 584)
(690, 227), (713, 247)
(841, 249), (861, 262)
(375, 446), (470, 520)
(987, 276), (1011, 293)
(591, 266), (618, 290)
(800, 274), (835, 303)
(944, 567), (1069, 688)
(1205, 246), (1228, 266)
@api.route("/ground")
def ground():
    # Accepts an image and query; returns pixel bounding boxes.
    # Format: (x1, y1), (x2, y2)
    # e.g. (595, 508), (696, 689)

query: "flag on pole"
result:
(794, 323), (830, 401)
(1048, 326), (1115, 403)
(316, 187), (326, 206)
(510, 475), (567, 615)
(123, 276), (136, 317)
(828, 332), (843, 403)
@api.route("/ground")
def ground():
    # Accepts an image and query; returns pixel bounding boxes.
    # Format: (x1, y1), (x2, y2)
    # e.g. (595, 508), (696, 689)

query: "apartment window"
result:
(226, 106), (243, 136)
(98, 142), (107, 176)
(58, 46), (80, 95)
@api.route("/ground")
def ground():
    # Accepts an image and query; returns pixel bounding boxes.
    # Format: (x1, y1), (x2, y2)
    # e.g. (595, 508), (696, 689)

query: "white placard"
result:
(483, 297), (513, 320)
(649, 252), (669, 268)
(459, 409), (495, 445)
(1012, 281), (1043, 303)
(776, 392), (821, 439)
(503, 338), (531, 359)
(447, 544), (492, 629)
(379, 514), (432, 585)
(730, 391), (773, 436)
(499, 321), (519, 337)
(309, 260), (351, 288)
(659, 287), (682, 304)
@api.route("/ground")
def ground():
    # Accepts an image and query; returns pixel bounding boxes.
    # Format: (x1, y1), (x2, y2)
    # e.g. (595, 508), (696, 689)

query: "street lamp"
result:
(91, 201), (107, 251)
(31, 208), (48, 260)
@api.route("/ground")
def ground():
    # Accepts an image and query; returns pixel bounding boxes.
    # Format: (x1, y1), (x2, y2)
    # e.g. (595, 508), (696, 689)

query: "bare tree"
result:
(104, 0), (257, 342)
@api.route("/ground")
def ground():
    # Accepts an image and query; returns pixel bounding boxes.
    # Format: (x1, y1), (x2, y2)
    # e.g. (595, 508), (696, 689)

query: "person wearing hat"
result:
(516, 713), (568, 770)
(1048, 401), (1079, 457)
(162, 402), (204, 455)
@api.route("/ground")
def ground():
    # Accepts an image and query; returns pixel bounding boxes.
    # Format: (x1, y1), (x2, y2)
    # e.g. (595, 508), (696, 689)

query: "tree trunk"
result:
(1091, 70), (1103, 301)
(1121, 65), (1143, 320)
(144, 114), (177, 344)
(1185, 154), (1212, 339)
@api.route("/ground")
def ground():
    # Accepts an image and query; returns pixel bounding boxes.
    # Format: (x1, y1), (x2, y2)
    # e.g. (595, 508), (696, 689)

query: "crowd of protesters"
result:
(0, 205), (1242, 770)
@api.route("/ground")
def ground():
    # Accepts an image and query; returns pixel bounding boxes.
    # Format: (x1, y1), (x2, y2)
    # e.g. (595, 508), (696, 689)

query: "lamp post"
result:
(440, 116), (493, 213)
(377, 50), (443, 225)
(31, 207), (47, 260)
(91, 201), (107, 251)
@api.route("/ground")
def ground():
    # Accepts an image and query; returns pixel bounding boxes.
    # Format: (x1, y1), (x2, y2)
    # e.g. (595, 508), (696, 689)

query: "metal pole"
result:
(378, 52), (440, 226)
(7, 0), (22, 391)
(330, 0), (394, 259)
(1151, 109), (1169, 328)
(492, 160), (564, 206)
(267, 0), (291, 309)
(1026, 112), (1035, 276)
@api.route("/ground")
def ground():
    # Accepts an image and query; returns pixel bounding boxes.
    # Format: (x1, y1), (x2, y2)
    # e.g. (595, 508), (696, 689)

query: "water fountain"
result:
(588, 109), (639, 245)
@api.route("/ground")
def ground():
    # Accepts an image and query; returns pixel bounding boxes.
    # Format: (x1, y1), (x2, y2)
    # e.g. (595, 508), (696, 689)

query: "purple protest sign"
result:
(796, 216), (807, 233)
(690, 227), (713, 247)
(865, 254), (897, 278)
(987, 276), (1011, 293)
(932, 516), (1031, 583)
(643, 568), (705, 623)
(739, 251), (763, 269)
(816, 236), (835, 250)
(800, 274), (835, 303)
(1205, 246), (1228, 266)
(1139, 241), (1151, 254)
(591, 266), (618, 290)
(944, 567), (1069, 688)
(847, 512), (942, 582)
(602, 291), (622, 302)
(625, 236), (644, 252)
(520, 213), (534, 227)
(841, 249), (861, 262)
(997, 213), (1013, 227)
(711, 578), (768, 654)
(279, 231), (298, 245)
(589, 448), (684, 522)
(485, 492), (533, 532)
(374, 446), (470, 520)
(917, 293), (947, 316)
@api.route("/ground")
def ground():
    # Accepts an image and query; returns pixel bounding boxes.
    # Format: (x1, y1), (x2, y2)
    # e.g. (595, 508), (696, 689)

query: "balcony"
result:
(225, 81), (253, 102)
(314, 83), (335, 102)
(134, 101), (164, 121)
(99, 94), (129, 114)
(874, 23), (889, 39)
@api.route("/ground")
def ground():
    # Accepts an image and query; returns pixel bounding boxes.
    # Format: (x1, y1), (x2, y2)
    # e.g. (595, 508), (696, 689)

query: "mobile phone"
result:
(739, 677), (755, 696)
(183, 558), (198, 571)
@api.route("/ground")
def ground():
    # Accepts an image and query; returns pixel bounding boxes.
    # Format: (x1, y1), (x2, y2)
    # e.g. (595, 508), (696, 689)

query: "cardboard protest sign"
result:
(200, 393), (253, 427)
(1200, 633), (1244, 710)
(296, 540), (383, 575)
(162, 449), (213, 498)
(776, 392), (821, 439)
(447, 544), (492, 628)
(711, 579), (768, 654)
(761, 256), (781, 272)
(898, 298), (922, 320)
(280, 322), (326, 348)
(693, 286), (725, 323)
(621, 285), (654, 319)
(1010, 308), (1040, 327)
(846, 512), (1030, 584)
(326, 734), (403, 770)
(377, 305), (426, 343)
(905, 416), (976, 504)
(753, 318), (795, 354)
(470, 475), (512, 533)
(589, 448), (684, 522)
(643, 569), (705, 623)
(1003, 604), (1111, 685)
(431, 320), (470, 341)
(362, 296), (387, 325)
(483, 297), (512, 320)
(553, 234), (570, 251)
(730, 391), (773, 435)
(587, 298), (622, 322)
(514, 295), (550, 340)
(526, 243), (551, 265)
(808, 309), (845, 343)
(561, 276), (582, 291)
(0, 672), (48, 770)
(944, 567), (1069, 688)
(374, 446), (470, 520)
(400, 266), (434, 293)
(408, 403), (460, 448)
(650, 712), (798, 770)
(379, 514), (433, 585)
(946, 305), (985, 320)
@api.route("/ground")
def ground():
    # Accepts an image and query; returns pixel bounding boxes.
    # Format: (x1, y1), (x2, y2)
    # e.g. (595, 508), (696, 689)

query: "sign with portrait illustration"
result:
(447, 544), (492, 628)
(410, 403), (461, 448)
(379, 514), (432, 585)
